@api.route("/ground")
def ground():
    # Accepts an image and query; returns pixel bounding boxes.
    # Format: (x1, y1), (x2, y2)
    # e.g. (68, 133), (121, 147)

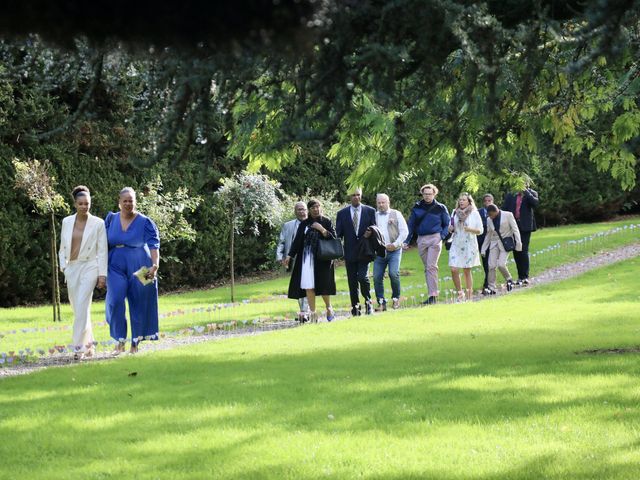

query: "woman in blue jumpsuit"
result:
(105, 187), (160, 354)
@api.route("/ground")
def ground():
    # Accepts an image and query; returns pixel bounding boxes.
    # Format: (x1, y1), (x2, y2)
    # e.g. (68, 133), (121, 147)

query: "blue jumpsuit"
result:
(105, 212), (160, 345)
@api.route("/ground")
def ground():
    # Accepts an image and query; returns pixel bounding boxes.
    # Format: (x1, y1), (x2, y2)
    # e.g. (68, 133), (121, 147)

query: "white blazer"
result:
(58, 213), (108, 276)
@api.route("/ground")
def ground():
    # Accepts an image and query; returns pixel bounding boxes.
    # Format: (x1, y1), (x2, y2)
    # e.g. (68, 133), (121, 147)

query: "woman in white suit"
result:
(59, 186), (108, 360)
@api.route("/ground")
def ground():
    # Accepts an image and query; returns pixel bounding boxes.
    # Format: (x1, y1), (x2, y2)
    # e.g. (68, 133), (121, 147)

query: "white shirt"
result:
(375, 209), (409, 248)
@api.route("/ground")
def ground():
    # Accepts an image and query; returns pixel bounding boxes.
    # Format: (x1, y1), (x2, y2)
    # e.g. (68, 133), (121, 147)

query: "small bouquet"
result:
(133, 266), (154, 286)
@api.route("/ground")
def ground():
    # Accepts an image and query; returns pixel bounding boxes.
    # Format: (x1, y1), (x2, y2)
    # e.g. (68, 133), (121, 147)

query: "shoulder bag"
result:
(495, 226), (515, 252)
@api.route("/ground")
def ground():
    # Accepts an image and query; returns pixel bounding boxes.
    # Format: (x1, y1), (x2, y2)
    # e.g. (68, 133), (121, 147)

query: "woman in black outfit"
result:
(284, 199), (336, 322)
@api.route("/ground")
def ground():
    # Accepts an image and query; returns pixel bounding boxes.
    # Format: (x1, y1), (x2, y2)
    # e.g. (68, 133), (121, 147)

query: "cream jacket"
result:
(480, 210), (523, 255)
(58, 213), (108, 276)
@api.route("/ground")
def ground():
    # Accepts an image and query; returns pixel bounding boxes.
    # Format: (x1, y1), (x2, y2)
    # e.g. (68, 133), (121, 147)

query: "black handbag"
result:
(317, 237), (344, 261)
(496, 229), (515, 252)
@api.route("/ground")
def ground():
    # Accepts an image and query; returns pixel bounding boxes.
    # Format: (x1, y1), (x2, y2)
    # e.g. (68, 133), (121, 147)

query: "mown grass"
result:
(0, 258), (639, 478)
(0, 216), (638, 354)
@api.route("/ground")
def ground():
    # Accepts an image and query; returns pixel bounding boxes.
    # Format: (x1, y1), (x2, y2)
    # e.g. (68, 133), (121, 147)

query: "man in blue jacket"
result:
(502, 185), (539, 285)
(336, 187), (377, 316)
(403, 184), (451, 305)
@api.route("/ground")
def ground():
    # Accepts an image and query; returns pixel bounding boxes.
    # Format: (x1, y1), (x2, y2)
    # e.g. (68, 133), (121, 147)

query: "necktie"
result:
(515, 194), (522, 220)
(352, 208), (359, 233)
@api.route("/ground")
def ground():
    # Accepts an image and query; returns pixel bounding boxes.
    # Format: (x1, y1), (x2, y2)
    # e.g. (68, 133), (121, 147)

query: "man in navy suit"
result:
(477, 194), (493, 292)
(336, 187), (377, 316)
(502, 185), (540, 285)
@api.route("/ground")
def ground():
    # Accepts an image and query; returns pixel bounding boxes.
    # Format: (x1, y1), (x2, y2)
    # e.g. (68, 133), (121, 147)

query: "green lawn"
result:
(0, 216), (639, 355)
(0, 255), (639, 478)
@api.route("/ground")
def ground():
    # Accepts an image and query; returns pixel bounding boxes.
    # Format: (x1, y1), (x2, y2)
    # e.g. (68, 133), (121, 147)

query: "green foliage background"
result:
(1, 1), (639, 307)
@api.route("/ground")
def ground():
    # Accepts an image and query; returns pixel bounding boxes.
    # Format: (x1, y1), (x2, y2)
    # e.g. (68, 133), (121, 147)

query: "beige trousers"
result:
(487, 243), (513, 291)
(417, 233), (442, 297)
(64, 260), (98, 352)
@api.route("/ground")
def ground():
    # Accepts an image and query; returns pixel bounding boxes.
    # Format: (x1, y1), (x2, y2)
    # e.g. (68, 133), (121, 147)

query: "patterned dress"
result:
(448, 209), (482, 268)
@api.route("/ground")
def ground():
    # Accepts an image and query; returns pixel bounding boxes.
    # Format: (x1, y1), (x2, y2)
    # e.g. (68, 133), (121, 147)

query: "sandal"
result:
(113, 341), (126, 355)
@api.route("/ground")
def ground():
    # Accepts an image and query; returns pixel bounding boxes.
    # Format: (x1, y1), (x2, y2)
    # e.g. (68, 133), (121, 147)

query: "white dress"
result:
(300, 227), (315, 289)
(448, 210), (482, 268)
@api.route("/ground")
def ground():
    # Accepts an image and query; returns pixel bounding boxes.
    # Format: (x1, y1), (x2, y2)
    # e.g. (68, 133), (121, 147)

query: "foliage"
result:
(216, 171), (284, 235)
(228, 1), (639, 196)
(11, 158), (68, 215)
(136, 176), (202, 245)
(2, 3), (640, 305)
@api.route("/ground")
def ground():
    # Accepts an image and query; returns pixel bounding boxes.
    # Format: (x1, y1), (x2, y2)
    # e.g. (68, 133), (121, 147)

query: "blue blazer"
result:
(477, 207), (488, 247)
(336, 204), (377, 262)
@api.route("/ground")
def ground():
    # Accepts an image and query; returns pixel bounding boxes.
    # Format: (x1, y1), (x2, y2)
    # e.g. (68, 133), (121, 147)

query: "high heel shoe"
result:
(326, 307), (335, 322)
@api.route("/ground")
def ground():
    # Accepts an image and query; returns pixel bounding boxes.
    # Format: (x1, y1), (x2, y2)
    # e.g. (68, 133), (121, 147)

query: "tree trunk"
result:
(230, 215), (235, 303)
(49, 211), (59, 322)
(51, 213), (62, 322)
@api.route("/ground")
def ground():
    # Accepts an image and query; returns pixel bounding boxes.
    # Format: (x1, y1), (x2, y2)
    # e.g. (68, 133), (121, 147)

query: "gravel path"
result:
(3, 242), (639, 379)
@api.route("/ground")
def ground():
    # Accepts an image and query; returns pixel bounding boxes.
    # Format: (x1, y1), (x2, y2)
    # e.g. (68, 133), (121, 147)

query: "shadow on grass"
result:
(2, 256), (640, 478)
(2, 321), (639, 479)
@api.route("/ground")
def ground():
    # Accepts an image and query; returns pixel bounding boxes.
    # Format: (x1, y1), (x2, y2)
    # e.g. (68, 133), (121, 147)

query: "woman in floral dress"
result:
(448, 193), (483, 301)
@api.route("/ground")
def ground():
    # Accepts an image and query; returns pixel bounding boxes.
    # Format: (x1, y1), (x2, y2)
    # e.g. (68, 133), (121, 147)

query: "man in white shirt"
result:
(276, 201), (309, 320)
(373, 193), (408, 310)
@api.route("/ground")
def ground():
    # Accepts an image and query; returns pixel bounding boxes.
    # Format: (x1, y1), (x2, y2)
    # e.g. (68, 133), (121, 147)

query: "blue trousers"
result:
(373, 249), (402, 302)
(106, 247), (159, 345)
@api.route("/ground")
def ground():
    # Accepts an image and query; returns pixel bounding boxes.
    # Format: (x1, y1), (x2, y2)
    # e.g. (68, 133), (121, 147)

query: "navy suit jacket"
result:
(502, 188), (539, 232)
(477, 207), (488, 247)
(336, 204), (377, 263)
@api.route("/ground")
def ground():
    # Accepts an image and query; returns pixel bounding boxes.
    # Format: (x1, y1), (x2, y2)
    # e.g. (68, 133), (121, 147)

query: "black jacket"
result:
(503, 188), (539, 233)
(357, 225), (387, 262)
(287, 216), (337, 298)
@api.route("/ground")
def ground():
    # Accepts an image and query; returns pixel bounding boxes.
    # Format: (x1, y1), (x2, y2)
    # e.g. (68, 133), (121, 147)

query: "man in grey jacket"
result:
(276, 201), (309, 321)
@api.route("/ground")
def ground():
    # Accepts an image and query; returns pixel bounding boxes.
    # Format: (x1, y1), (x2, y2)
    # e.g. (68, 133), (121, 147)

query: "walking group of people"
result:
(277, 184), (539, 322)
(59, 180), (538, 359)
(59, 186), (160, 359)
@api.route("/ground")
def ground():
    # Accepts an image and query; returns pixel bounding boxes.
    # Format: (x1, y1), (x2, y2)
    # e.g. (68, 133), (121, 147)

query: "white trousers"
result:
(64, 260), (98, 352)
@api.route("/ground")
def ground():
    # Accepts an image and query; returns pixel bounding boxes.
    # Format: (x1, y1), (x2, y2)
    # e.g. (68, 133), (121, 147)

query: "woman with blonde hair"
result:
(447, 192), (483, 301)
(59, 186), (108, 360)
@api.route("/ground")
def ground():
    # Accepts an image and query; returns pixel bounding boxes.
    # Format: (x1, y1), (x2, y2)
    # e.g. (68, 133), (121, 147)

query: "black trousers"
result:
(478, 237), (489, 288)
(481, 251), (490, 288)
(345, 260), (371, 307)
(514, 230), (532, 280)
